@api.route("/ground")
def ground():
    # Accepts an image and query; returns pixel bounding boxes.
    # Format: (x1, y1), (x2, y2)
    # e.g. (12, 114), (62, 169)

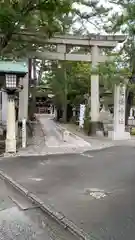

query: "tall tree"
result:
(0, 0), (74, 56)
(44, 61), (91, 118)
(104, 0), (135, 122)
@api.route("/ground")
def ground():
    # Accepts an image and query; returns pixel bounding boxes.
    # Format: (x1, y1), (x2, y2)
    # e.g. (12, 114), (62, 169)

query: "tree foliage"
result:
(98, 57), (131, 88)
(73, 0), (112, 34)
(34, 0), (135, 112)
(0, 0), (115, 57)
(103, 0), (135, 83)
(44, 61), (91, 108)
(0, 0), (73, 56)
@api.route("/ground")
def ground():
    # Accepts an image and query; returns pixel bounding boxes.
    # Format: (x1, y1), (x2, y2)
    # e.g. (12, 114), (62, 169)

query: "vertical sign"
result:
(79, 104), (85, 128)
(118, 84), (125, 125)
(114, 84), (126, 135)
(113, 84), (131, 140)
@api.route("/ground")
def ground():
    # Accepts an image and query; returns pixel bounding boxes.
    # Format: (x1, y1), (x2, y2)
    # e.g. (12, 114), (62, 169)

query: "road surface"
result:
(39, 115), (63, 146)
(0, 178), (78, 240)
(38, 114), (91, 148)
(1, 146), (135, 239)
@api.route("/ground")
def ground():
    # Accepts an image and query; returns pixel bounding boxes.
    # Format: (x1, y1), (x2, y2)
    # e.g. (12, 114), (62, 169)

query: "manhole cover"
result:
(84, 188), (109, 199)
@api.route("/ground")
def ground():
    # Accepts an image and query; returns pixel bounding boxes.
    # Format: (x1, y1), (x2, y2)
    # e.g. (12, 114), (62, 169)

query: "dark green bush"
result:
(84, 104), (91, 135)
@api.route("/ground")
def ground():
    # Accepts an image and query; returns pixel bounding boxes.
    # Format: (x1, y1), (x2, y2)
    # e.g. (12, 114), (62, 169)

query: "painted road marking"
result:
(28, 178), (43, 182)
(80, 153), (93, 158)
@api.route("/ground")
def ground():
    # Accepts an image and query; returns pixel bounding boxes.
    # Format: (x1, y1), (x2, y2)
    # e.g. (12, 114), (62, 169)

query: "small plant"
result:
(130, 127), (135, 135)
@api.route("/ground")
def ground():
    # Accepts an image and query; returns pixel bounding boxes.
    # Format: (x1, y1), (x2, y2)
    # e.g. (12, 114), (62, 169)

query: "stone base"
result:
(5, 138), (16, 153)
(108, 131), (131, 140)
(96, 130), (104, 137)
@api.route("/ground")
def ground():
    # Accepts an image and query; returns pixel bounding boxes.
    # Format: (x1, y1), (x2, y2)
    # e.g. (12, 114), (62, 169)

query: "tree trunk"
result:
(63, 102), (67, 123)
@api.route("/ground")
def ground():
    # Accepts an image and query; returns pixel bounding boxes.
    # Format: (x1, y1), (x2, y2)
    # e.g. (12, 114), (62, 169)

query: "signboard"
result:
(113, 84), (131, 140)
(79, 104), (85, 128)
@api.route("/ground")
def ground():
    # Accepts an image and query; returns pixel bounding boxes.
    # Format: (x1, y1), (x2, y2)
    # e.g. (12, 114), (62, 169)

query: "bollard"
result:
(63, 130), (69, 142)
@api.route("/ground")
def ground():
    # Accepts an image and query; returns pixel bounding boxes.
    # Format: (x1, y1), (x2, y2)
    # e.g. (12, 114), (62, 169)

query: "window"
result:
(6, 74), (16, 88)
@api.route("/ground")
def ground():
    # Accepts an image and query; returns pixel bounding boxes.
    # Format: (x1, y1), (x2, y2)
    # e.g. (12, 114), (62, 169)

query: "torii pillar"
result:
(90, 46), (100, 135)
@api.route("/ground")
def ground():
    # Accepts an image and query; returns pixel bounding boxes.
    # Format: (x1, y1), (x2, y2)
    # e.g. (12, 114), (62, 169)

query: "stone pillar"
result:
(19, 74), (29, 121)
(91, 46), (99, 134)
(57, 44), (67, 122)
(111, 84), (130, 140)
(2, 91), (8, 123)
(6, 95), (16, 153)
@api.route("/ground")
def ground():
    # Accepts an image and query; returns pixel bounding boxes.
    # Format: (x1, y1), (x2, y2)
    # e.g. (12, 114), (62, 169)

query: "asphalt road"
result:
(0, 178), (78, 240)
(2, 146), (135, 239)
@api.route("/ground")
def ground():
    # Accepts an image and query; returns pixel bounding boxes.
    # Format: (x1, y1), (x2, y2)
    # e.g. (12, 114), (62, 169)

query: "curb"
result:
(54, 123), (91, 148)
(81, 144), (115, 154)
(0, 170), (89, 240)
(0, 148), (83, 159)
(0, 144), (116, 159)
(0, 152), (78, 160)
(55, 123), (80, 140)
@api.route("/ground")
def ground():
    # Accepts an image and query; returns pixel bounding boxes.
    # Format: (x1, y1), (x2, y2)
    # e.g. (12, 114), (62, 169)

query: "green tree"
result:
(0, 0), (110, 56)
(0, 0), (73, 56)
(102, 0), (135, 122)
(67, 61), (91, 106)
(73, 0), (111, 34)
(98, 57), (131, 87)
(44, 60), (91, 122)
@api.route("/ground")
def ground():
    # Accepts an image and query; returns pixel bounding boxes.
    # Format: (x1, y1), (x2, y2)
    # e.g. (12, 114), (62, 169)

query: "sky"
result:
(71, 0), (124, 51)
(72, 0), (123, 34)
(36, 0), (124, 79)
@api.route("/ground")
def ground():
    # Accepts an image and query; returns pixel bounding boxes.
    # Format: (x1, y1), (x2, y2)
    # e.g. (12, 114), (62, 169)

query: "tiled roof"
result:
(0, 61), (28, 73)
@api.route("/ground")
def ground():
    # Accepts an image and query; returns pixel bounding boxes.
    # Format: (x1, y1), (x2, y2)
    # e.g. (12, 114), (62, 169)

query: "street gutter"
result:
(0, 169), (90, 240)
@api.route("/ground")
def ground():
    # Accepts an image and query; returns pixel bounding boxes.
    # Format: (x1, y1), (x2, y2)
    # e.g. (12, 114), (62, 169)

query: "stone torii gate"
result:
(30, 34), (127, 138)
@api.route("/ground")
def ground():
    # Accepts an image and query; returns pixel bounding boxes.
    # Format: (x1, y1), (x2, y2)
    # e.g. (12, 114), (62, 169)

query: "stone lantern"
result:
(0, 61), (28, 153)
